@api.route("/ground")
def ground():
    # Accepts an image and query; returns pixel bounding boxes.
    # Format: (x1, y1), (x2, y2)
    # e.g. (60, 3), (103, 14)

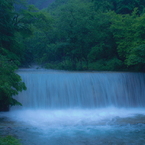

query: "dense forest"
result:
(1, 0), (145, 110)
(25, 0), (145, 71)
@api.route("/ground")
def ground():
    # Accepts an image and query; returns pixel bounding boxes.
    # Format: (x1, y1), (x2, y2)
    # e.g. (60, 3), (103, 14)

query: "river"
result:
(0, 70), (145, 145)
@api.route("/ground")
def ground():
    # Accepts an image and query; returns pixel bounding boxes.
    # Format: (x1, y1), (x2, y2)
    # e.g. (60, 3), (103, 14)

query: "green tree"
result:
(44, 0), (95, 70)
(23, 10), (53, 65)
(22, 0), (145, 72)
(126, 12), (145, 71)
(111, 8), (145, 71)
(0, 55), (26, 111)
(0, 0), (44, 110)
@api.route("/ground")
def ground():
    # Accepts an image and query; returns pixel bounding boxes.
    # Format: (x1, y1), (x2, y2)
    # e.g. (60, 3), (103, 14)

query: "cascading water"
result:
(14, 71), (145, 109)
(1, 70), (145, 145)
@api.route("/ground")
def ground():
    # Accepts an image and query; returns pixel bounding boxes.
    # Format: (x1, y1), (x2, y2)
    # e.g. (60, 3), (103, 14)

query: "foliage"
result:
(22, 0), (145, 72)
(111, 8), (145, 71)
(0, 55), (26, 111)
(127, 44), (145, 71)
(0, 135), (21, 145)
(0, 0), (45, 110)
(20, 0), (145, 72)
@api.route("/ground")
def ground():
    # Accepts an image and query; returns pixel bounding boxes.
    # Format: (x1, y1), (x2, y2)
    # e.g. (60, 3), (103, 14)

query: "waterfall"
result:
(4, 70), (145, 145)
(14, 70), (145, 109)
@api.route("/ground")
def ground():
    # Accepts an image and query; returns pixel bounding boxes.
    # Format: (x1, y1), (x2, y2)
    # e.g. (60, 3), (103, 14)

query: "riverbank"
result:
(0, 117), (21, 145)
(0, 135), (21, 145)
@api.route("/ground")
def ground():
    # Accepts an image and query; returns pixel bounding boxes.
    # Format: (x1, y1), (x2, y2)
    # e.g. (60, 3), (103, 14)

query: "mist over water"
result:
(1, 70), (145, 145)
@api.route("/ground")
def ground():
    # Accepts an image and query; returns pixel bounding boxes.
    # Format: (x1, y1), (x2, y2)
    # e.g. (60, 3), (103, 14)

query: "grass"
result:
(0, 135), (21, 145)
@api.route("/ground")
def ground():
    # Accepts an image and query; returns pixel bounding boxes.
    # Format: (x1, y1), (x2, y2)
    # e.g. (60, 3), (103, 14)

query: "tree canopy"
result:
(27, 0), (145, 71)
(0, 0), (52, 110)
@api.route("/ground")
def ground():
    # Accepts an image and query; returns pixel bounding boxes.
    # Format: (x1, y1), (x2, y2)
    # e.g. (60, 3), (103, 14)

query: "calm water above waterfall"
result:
(1, 70), (145, 145)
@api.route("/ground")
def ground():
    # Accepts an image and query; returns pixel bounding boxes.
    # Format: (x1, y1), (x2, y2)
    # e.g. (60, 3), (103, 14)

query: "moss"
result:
(0, 135), (21, 145)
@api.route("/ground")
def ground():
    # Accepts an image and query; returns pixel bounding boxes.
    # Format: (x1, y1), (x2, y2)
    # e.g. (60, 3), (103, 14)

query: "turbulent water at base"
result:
(1, 70), (145, 145)
(13, 70), (145, 108)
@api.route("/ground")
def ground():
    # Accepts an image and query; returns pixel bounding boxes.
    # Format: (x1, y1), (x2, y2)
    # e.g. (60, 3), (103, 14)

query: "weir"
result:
(14, 70), (145, 109)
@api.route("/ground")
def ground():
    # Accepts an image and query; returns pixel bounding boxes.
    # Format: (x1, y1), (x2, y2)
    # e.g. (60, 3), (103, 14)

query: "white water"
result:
(1, 108), (145, 144)
(1, 70), (145, 145)
(2, 108), (145, 127)
(13, 71), (145, 108)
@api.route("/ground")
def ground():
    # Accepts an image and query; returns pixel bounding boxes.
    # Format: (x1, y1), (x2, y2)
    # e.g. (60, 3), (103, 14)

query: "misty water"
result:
(1, 70), (145, 145)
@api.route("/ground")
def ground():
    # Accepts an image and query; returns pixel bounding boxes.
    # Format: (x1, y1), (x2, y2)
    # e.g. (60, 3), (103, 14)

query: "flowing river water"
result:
(0, 70), (145, 145)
